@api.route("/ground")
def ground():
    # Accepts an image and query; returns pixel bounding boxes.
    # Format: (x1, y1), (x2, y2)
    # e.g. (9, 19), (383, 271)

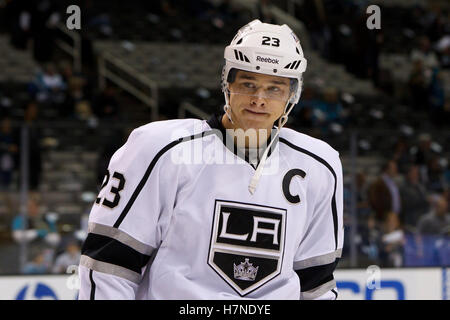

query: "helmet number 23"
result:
(262, 36), (280, 47)
(95, 170), (126, 209)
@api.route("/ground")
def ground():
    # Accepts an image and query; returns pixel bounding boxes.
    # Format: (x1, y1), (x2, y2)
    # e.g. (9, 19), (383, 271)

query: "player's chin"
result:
(241, 118), (274, 133)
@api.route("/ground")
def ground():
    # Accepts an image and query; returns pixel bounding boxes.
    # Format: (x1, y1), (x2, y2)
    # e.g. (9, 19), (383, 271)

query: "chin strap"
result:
(223, 88), (234, 124)
(248, 101), (296, 195)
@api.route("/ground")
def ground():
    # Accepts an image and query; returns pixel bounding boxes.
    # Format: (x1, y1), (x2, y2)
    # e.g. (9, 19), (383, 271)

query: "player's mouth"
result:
(243, 109), (268, 116)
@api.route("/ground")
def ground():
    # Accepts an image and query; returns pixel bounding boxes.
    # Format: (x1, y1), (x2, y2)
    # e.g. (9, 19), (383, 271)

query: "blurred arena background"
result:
(0, 0), (448, 300)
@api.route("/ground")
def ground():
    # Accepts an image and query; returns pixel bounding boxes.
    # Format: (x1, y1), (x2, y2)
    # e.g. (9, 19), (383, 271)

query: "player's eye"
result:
(268, 86), (281, 92)
(241, 82), (256, 89)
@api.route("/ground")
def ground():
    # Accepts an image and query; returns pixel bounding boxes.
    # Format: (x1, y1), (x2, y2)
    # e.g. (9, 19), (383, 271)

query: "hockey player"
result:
(79, 19), (344, 300)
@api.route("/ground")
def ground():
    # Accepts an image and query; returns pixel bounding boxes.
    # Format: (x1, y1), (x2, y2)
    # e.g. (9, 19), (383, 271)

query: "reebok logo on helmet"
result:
(256, 56), (279, 64)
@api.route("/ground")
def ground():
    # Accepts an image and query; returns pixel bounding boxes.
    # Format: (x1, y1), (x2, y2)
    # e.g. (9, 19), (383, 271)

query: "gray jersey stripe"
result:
(294, 249), (342, 270)
(80, 255), (141, 284)
(300, 279), (336, 300)
(88, 222), (155, 256)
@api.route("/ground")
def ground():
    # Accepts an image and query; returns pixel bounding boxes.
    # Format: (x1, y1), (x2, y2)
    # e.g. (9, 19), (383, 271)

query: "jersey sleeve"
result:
(293, 150), (344, 300)
(78, 126), (179, 300)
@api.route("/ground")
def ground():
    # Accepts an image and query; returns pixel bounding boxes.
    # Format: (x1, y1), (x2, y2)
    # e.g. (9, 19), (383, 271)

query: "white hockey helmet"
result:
(222, 19), (307, 105)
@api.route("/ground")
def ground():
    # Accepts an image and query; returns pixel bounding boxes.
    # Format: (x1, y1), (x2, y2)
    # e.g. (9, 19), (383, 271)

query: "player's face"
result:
(228, 70), (291, 131)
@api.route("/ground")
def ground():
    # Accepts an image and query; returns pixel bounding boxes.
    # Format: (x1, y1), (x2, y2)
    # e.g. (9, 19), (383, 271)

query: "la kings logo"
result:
(208, 200), (286, 296)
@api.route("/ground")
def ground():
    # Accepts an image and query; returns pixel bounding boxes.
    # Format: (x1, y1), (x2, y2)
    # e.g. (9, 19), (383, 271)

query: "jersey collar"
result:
(206, 113), (278, 170)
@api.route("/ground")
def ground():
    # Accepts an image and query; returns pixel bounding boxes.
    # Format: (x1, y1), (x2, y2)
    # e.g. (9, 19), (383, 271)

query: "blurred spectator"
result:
(58, 60), (74, 85)
(379, 211), (405, 267)
(256, 0), (275, 24)
(0, 117), (18, 190)
(30, 0), (60, 63)
(22, 248), (53, 274)
(392, 137), (412, 175)
(0, 89), (13, 118)
(377, 67), (394, 95)
(405, 5), (429, 36)
(368, 172), (392, 222)
(289, 87), (324, 138)
(93, 85), (119, 119)
(84, 0), (114, 37)
(381, 160), (402, 215)
(426, 8), (448, 43)
(61, 76), (87, 118)
(413, 133), (433, 178)
(428, 68), (446, 126)
(214, 0), (241, 27)
(368, 160), (402, 221)
(20, 101), (42, 191)
(75, 100), (94, 122)
(11, 193), (60, 247)
(407, 60), (429, 110)
(74, 212), (89, 242)
(295, 106), (314, 129)
(161, 0), (179, 17)
(52, 240), (81, 274)
(29, 63), (67, 105)
(417, 194), (450, 235)
(296, 0), (331, 59)
(436, 35), (450, 68)
(293, 86), (345, 133)
(358, 214), (381, 264)
(352, 7), (382, 83)
(5, 0), (32, 50)
(188, 0), (242, 28)
(410, 36), (439, 81)
(425, 156), (447, 194)
(443, 98), (450, 124)
(412, 35), (439, 63)
(320, 87), (345, 126)
(400, 164), (429, 231)
(41, 63), (66, 92)
(355, 171), (371, 217)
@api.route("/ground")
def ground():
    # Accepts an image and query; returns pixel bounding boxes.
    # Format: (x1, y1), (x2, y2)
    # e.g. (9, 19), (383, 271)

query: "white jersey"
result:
(78, 115), (344, 300)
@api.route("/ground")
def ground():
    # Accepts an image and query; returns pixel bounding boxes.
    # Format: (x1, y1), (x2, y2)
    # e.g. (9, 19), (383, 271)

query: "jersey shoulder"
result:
(279, 127), (340, 166)
(129, 118), (208, 150)
(111, 118), (208, 165)
(133, 118), (207, 141)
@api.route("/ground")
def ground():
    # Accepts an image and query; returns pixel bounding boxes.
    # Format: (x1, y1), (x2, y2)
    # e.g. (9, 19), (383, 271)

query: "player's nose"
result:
(250, 89), (266, 108)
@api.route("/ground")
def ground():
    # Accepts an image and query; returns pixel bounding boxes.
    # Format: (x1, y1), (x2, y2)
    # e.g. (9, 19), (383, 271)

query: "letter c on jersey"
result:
(282, 169), (306, 204)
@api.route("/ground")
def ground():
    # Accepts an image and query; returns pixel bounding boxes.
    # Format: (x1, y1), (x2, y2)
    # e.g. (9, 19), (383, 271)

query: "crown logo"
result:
(233, 258), (259, 281)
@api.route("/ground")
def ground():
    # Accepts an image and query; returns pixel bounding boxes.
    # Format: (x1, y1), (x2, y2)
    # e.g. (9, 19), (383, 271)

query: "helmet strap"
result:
(223, 86), (234, 124)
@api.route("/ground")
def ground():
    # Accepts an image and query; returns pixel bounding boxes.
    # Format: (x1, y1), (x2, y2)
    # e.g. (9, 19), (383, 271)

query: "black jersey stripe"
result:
(295, 258), (339, 292)
(331, 288), (338, 300)
(89, 269), (96, 300)
(113, 130), (215, 228)
(82, 233), (151, 274)
(279, 137), (339, 250)
(88, 222), (155, 256)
